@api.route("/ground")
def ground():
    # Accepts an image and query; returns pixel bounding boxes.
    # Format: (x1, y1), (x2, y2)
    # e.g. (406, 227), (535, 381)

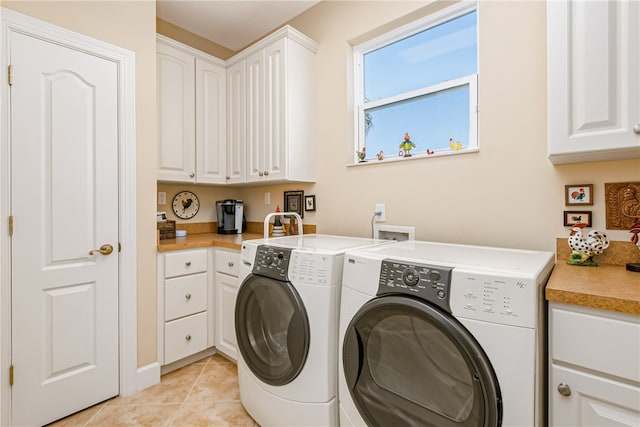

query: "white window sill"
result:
(347, 147), (479, 167)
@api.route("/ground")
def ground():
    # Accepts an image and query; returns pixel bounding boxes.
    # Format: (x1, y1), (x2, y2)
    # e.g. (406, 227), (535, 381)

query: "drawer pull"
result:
(185, 335), (192, 341)
(185, 261), (191, 267)
(228, 261), (234, 268)
(557, 383), (571, 397)
(185, 293), (192, 300)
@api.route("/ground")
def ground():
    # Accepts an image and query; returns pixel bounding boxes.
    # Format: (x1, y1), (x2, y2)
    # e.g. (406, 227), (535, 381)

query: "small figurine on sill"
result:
(356, 147), (367, 163)
(399, 133), (416, 157)
(376, 150), (384, 161)
(567, 223), (610, 266)
(449, 138), (462, 151)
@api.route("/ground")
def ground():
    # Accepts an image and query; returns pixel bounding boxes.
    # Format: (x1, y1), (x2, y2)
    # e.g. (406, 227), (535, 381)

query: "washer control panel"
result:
(378, 259), (453, 313)
(253, 245), (291, 281)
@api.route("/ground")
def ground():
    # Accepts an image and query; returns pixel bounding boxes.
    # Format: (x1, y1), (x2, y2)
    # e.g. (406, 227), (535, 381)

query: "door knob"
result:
(557, 383), (572, 397)
(89, 244), (114, 256)
(633, 124), (640, 135)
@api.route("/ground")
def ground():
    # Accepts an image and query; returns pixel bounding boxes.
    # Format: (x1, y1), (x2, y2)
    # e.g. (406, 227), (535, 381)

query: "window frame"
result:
(352, 1), (479, 165)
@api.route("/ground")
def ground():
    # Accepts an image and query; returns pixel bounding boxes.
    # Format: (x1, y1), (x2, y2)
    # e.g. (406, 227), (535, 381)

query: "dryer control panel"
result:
(378, 259), (453, 313)
(253, 245), (291, 281)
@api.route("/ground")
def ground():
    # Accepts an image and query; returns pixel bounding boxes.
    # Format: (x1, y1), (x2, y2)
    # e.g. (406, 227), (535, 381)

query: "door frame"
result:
(0, 8), (138, 426)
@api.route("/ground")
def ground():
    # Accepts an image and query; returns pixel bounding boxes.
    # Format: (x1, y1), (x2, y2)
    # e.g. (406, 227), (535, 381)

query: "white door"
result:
(10, 31), (119, 426)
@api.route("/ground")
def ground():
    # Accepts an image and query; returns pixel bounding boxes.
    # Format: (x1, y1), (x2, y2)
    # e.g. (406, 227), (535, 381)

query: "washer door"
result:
(343, 295), (502, 427)
(235, 274), (310, 386)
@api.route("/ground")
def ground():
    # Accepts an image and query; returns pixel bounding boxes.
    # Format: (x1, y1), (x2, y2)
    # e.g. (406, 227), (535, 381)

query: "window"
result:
(354, 3), (478, 163)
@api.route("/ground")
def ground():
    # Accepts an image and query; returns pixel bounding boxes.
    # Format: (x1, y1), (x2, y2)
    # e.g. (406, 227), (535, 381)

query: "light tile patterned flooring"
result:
(48, 354), (258, 427)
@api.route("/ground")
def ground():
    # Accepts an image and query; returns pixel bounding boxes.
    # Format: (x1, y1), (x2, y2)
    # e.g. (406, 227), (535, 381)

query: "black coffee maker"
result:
(216, 200), (246, 234)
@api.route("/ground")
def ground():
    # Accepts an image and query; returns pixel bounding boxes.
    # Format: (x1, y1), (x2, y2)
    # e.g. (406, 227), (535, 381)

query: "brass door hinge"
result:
(9, 216), (13, 236)
(8, 65), (13, 86)
(9, 365), (13, 386)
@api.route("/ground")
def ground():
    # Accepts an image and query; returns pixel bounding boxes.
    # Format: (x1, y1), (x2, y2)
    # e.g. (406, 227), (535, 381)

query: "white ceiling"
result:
(156, 0), (320, 52)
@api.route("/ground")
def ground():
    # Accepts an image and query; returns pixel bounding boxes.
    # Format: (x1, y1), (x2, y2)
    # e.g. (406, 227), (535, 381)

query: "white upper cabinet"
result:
(547, 0), (640, 164)
(226, 60), (247, 184)
(157, 36), (227, 183)
(229, 26), (319, 184)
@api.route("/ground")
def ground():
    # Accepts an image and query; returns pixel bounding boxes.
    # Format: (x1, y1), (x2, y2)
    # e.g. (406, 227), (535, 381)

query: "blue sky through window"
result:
(361, 10), (477, 158)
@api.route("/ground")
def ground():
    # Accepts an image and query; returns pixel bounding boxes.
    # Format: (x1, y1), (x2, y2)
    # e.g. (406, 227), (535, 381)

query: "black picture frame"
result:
(284, 190), (304, 219)
(304, 195), (316, 212)
(563, 210), (592, 227)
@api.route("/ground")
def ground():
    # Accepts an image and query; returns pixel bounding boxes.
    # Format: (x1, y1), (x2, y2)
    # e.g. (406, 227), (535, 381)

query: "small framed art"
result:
(563, 210), (592, 227)
(305, 195), (316, 212)
(284, 190), (304, 219)
(565, 184), (593, 206)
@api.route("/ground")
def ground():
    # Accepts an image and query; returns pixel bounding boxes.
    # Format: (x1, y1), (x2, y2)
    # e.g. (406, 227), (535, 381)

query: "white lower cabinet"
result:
(214, 248), (240, 361)
(158, 248), (214, 366)
(549, 302), (640, 426)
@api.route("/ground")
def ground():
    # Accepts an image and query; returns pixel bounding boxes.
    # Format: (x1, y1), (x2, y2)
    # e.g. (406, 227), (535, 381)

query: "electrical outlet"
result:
(158, 192), (166, 205)
(375, 203), (386, 222)
(265, 192), (271, 205)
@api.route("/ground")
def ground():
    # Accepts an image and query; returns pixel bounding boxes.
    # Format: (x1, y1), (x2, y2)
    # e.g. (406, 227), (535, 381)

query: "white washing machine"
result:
(236, 234), (394, 427)
(338, 240), (554, 427)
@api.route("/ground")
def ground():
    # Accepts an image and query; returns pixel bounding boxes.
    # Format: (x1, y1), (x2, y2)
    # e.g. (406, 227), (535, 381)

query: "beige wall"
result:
(163, 0), (639, 252)
(2, 0), (159, 367)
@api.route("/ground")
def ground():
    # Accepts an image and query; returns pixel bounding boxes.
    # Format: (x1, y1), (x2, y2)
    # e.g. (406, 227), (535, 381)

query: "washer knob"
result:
(429, 271), (441, 282)
(402, 268), (420, 286)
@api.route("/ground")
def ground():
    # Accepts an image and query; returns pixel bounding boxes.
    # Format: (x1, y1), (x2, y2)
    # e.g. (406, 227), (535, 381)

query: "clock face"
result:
(172, 191), (200, 219)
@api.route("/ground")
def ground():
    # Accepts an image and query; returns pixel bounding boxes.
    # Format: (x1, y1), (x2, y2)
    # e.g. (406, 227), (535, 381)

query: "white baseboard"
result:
(132, 362), (161, 395)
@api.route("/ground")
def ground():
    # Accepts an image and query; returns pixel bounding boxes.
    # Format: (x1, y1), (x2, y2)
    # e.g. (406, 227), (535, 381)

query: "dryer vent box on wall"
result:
(374, 225), (415, 241)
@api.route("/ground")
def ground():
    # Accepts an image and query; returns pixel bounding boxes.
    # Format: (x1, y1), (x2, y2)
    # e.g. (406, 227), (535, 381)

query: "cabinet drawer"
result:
(165, 273), (207, 321)
(164, 312), (207, 364)
(165, 249), (207, 278)
(215, 249), (240, 276)
(550, 304), (640, 382)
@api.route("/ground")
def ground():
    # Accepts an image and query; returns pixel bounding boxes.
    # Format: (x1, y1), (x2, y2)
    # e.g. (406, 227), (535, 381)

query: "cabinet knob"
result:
(185, 293), (191, 300)
(557, 383), (572, 397)
(264, 171), (269, 176)
(633, 124), (640, 135)
(189, 173), (195, 178)
(185, 335), (192, 341)
(226, 176), (230, 180)
(259, 172), (264, 176)
(185, 261), (191, 267)
(228, 261), (234, 267)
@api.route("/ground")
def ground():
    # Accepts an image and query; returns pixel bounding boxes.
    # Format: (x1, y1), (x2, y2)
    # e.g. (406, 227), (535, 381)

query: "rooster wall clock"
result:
(172, 191), (200, 219)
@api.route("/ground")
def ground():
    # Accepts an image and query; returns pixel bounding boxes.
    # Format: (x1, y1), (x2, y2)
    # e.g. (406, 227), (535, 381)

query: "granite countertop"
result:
(158, 232), (264, 252)
(545, 239), (640, 315)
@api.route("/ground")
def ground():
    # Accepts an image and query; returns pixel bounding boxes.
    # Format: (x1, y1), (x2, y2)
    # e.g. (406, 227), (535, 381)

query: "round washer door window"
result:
(235, 274), (310, 386)
(343, 295), (502, 427)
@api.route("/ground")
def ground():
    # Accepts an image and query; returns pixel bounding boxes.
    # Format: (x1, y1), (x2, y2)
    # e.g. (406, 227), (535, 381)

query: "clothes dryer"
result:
(338, 240), (554, 427)
(236, 234), (393, 427)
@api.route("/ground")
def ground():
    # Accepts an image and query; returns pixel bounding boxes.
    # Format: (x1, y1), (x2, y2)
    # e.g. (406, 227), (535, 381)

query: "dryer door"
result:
(235, 274), (310, 386)
(343, 295), (502, 427)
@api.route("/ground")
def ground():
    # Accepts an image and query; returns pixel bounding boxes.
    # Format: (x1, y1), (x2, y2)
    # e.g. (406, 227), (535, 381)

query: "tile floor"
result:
(48, 354), (258, 427)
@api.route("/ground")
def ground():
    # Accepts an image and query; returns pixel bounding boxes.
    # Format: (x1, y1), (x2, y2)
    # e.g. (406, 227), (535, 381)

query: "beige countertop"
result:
(545, 239), (640, 315)
(157, 221), (317, 252)
(157, 232), (264, 252)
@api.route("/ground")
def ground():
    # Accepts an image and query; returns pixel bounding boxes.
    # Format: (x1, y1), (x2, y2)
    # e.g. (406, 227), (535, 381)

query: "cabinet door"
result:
(263, 38), (287, 181)
(245, 50), (266, 182)
(550, 364), (640, 426)
(215, 272), (239, 361)
(195, 58), (227, 184)
(548, 0), (640, 164)
(226, 60), (246, 184)
(157, 42), (196, 182)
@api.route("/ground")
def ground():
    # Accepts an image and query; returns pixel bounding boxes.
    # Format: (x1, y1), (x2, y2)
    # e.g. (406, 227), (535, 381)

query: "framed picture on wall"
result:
(563, 210), (592, 227)
(565, 184), (593, 206)
(305, 195), (316, 211)
(284, 190), (304, 219)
